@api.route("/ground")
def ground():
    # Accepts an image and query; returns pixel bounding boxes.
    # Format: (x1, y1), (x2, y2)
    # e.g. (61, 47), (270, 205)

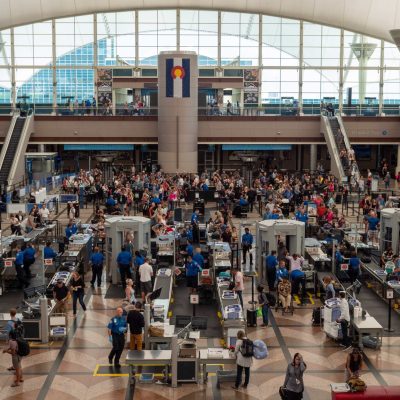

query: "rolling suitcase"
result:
(247, 308), (257, 327)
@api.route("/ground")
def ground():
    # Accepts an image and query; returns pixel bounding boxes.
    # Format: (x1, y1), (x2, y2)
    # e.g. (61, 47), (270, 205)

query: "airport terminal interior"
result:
(1, 1), (400, 399)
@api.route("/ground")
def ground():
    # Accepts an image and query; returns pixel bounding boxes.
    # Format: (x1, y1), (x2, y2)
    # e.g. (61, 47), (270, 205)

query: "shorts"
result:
(12, 354), (21, 369)
(368, 230), (378, 240)
(141, 281), (152, 294)
(186, 275), (198, 289)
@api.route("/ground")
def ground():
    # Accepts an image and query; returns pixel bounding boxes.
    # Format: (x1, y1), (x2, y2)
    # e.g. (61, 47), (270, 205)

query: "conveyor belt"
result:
(153, 274), (173, 301)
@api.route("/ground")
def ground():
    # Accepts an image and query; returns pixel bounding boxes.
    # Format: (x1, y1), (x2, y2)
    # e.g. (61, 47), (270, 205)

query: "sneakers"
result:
(108, 357), (113, 364)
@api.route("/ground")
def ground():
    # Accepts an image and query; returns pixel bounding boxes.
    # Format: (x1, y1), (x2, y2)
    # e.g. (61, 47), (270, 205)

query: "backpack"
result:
(253, 339), (268, 360)
(16, 338), (30, 357)
(14, 320), (24, 338)
(347, 377), (367, 392)
(266, 292), (276, 307)
(240, 338), (254, 358)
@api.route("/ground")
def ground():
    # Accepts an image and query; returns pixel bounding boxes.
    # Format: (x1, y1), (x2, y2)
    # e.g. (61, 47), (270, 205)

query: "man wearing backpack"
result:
(232, 330), (253, 390)
(3, 331), (24, 387)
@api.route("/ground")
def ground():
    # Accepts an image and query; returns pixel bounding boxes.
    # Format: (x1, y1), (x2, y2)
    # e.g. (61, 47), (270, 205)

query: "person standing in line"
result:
(125, 279), (136, 304)
(232, 330), (253, 390)
(107, 307), (127, 369)
(266, 250), (278, 291)
(337, 291), (352, 351)
(191, 208), (200, 244)
(138, 257), (153, 302)
(127, 301), (144, 350)
(90, 246), (104, 288)
(257, 285), (269, 327)
(282, 353), (307, 400)
(241, 228), (253, 266)
(117, 246), (132, 289)
(2, 331), (23, 387)
(70, 271), (86, 316)
(232, 268), (244, 308)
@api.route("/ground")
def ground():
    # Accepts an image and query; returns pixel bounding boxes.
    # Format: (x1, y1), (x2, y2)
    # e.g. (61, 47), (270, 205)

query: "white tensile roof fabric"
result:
(0, 0), (398, 42)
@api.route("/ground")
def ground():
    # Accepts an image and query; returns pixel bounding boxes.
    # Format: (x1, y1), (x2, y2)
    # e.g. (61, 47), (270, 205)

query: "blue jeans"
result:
(72, 290), (86, 314)
(261, 304), (269, 325)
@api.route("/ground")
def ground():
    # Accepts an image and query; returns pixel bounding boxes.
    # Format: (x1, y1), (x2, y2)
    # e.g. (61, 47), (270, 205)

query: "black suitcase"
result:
(312, 307), (321, 326)
(247, 309), (257, 327)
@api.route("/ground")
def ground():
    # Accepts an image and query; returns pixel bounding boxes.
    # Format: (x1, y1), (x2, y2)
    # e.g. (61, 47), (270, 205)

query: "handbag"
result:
(228, 281), (235, 291)
(279, 386), (289, 400)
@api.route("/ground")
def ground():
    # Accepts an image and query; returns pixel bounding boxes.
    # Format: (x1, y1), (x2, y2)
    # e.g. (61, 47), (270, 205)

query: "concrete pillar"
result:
(396, 145), (400, 175)
(310, 144), (317, 172)
(297, 145), (302, 171)
(39, 144), (45, 153)
(158, 52), (198, 173)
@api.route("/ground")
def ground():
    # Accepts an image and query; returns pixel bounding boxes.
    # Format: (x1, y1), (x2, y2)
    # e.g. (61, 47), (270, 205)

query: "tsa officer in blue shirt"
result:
(43, 241), (57, 260)
(241, 227), (254, 266)
(185, 255), (202, 295)
(117, 246), (132, 289)
(295, 208), (309, 225)
(193, 247), (205, 269)
(191, 209), (200, 244)
(65, 221), (77, 240)
(348, 252), (361, 284)
(266, 250), (278, 291)
(107, 307), (127, 368)
(14, 246), (28, 288)
(90, 246), (104, 287)
(23, 243), (35, 280)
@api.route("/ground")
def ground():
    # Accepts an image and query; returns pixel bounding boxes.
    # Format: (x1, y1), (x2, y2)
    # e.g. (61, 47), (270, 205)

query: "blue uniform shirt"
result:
(15, 250), (24, 266)
(191, 212), (199, 225)
(276, 267), (289, 281)
(134, 255), (144, 268)
(366, 216), (379, 231)
(335, 250), (344, 264)
(186, 260), (202, 277)
(296, 212), (309, 223)
(239, 198), (248, 206)
(65, 226), (74, 239)
(242, 233), (253, 246)
(193, 253), (204, 268)
(24, 247), (35, 260)
(107, 316), (127, 334)
(91, 252), (104, 266)
(106, 197), (116, 207)
(44, 246), (57, 259)
(270, 213), (280, 220)
(290, 269), (305, 280)
(266, 255), (278, 269)
(186, 244), (194, 257)
(349, 257), (360, 270)
(117, 250), (132, 265)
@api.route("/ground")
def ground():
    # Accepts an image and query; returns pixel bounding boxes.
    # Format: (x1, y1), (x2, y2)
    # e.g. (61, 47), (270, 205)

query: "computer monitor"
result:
(175, 315), (192, 328)
(229, 336), (237, 347)
(191, 316), (208, 330)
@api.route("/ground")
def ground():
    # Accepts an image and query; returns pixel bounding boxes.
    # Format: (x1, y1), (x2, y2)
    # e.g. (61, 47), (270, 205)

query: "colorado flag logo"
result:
(166, 58), (190, 98)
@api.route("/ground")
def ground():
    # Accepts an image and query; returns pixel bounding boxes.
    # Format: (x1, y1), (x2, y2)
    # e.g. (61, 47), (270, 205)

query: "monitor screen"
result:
(229, 337), (237, 347)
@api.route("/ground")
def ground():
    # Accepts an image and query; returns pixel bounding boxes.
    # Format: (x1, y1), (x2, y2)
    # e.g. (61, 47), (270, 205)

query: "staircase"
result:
(0, 117), (26, 184)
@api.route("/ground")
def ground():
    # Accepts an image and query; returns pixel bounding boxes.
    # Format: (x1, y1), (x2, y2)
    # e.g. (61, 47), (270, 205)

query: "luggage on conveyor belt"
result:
(247, 309), (257, 327)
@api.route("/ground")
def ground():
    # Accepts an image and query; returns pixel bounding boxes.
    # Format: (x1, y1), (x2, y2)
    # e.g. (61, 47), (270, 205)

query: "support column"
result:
(158, 52), (198, 173)
(310, 144), (317, 172)
(297, 145), (302, 171)
(396, 145), (400, 175)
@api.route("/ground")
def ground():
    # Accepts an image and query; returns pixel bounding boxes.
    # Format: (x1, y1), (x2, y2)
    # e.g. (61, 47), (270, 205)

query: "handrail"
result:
(321, 115), (346, 180)
(8, 113), (33, 187)
(0, 112), (18, 172)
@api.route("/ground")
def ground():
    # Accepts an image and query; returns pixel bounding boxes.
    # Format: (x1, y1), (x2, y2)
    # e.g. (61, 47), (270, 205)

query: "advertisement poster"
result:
(97, 68), (112, 106)
(243, 69), (260, 105)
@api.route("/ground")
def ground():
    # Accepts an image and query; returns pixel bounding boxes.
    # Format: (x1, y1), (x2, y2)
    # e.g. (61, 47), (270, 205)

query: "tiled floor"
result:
(0, 203), (399, 399)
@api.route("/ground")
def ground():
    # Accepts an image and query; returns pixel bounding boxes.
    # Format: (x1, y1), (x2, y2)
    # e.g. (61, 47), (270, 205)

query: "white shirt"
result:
(287, 256), (304, 272)
(339, 298), (350, 322)
(139, 262), (153, 282)
(235, 271), (244, 291)
(39, 208), (50, 219)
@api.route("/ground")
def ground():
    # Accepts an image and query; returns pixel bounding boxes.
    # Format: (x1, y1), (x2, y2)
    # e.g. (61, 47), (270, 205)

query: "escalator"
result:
(320, 115), (346, 181)
(0, 113), (33, 187)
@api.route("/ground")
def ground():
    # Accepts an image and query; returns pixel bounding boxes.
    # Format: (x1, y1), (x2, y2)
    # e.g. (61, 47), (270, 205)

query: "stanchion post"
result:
(384, 286), (395, 333)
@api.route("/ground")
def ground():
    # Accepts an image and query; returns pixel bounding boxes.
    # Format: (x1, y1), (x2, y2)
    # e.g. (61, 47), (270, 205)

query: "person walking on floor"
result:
(345, 347), (363, 382)
(127, 301), (144, 350)
(117, 246), (132, 289)
(52, 279), (69, 314)
(107, 307), (127, 369)
(282, 353), (307, 400)
(70, 271), (86, 316)
(90, 246), (104, 288)
(257, 285), (269, 327)
(232, 268), (244, 308)
(232, 330), (253, 390)
(3, 331), (24, 387)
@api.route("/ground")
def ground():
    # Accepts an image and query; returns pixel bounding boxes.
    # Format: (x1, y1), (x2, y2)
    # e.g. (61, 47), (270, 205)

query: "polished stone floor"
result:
(0, 204), (399, 399)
